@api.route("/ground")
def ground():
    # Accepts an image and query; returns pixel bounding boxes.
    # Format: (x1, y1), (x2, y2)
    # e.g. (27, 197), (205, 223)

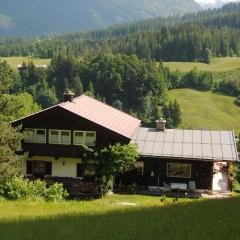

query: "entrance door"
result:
(212, 162), (229, 192)
(149, 163), (162, 186)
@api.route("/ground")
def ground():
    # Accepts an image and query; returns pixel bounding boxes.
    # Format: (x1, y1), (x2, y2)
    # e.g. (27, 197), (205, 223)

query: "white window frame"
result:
(61, 130), (72, 145)
(73, 131), (85, 145)
(85, 131), (96, 146)
(25, 129), (34, 143)
(25, 128), (46, 144)
(73, 131), (96, 146)
(49, 129), (71, 145)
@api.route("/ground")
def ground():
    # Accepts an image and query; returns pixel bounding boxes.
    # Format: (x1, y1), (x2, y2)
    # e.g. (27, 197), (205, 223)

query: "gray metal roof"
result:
(131, 128), (239, 162)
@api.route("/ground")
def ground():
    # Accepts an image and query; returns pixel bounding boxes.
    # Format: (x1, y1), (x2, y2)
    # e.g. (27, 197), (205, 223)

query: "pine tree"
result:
(63, 78), (69, 92)
(171, 99), (182, 128)
(86, 81), (95, 96)
(203, 48), (212, 64)
(72, 75), (83, 95)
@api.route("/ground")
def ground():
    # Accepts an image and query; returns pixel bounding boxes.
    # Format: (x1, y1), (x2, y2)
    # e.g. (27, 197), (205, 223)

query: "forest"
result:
(0, 53), (184, 127)
(1, 3), (240, 62)
(0, 2), (239, 129)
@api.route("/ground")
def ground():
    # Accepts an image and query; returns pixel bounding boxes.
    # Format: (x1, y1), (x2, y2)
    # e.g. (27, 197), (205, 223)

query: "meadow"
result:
(163, 57), (240, 72)
(0, 56), (51, 68)
(2, 56), (240, 73)
(169, 89), (240, 133)
(0, 194), (239, 240)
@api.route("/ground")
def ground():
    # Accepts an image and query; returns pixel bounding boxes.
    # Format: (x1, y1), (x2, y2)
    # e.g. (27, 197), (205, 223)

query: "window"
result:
(25, 129), (34, 143)
(77, 164), (84, 178)
(49, 130), (59, 144)
(25, 129), (46, 144)
(28, 161), (52, 178)
(26, 160), (33, 175)
(36, 130), (46, 143)
(74, 131), (85, 145)
(85, 132), (96, 146)
(167, 163), (191, 179)
(84, 165), (96, 176)
(74, 131), (96, 146)
(61, 131), (71, 145)
(49, 130), (71, 145)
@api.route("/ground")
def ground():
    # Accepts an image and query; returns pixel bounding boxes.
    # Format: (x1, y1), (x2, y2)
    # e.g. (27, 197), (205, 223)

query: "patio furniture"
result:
(188, 181), (196, 192)
(170, 183), (188, 191)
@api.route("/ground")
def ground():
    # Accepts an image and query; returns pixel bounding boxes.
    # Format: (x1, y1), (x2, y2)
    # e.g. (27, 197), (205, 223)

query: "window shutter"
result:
(26, 161), (33, 174)
(77, 164), (84, 177)
(45, 162), (52, 175)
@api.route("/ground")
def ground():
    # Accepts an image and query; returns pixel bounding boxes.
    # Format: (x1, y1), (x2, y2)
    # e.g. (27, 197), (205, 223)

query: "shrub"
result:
(229, 163), (240, 191)
(45, 183), (69, 202)
(3, 176), (68, 201)
(5, 176), (33, 200)
(235, 96), (240, 107)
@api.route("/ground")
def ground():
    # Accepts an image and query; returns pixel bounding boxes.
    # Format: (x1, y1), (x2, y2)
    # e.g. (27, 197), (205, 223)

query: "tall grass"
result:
(0, 195), (239, 240)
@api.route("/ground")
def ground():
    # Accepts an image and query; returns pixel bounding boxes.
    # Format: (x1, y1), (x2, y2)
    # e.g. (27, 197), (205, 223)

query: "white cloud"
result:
(195, 0), (239, 4)
(195, 0), (216, 3)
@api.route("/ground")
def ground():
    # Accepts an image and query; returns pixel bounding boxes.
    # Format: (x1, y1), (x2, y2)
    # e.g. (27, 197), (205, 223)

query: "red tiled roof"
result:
(59, 95), (141, 139)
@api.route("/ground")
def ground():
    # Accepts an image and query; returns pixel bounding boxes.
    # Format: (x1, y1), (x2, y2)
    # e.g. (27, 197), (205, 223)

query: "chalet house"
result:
(12, 92), (239, 193)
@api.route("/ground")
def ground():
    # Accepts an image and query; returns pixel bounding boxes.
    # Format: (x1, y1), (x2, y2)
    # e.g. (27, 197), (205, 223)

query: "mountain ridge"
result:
(0, 0), (201, 36)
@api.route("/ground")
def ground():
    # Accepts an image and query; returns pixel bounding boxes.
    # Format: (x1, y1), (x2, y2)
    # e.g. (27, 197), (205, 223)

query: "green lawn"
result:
(0, 195), (239, 240)
(163, 57), (240, 72)
(169, 89), (240, 133)
(0, 56), (51, 68)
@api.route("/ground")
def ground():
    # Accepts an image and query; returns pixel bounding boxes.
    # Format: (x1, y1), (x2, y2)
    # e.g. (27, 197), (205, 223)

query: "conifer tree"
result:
(172, 99), (182, 127)
(87, 81), (95, 96)
(203, 48), (212, 64)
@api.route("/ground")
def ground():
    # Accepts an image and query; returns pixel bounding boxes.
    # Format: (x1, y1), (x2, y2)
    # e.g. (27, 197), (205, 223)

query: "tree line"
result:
(0, 4), (240, 62)
(0, 54), (183, 127)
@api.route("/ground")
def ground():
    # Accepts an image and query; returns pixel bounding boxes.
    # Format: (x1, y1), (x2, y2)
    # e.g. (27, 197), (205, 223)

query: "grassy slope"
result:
(169, 89), (240, 133)
(164, 57), (240, 72)
(0, 57), (51, 68)
(0, 195), (239, 240)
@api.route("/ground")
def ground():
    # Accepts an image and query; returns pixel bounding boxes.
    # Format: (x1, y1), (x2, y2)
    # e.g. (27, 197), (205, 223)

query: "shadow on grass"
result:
(1, 198), (240, 240)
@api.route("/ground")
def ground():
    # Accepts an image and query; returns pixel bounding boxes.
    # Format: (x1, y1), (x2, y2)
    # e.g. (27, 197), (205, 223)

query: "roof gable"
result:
(13, 94), (141, 139)
(59, 95), (141, 139)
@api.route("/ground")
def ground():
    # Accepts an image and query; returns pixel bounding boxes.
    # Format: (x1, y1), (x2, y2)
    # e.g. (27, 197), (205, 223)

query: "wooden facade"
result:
(116, 158), (213, 190)
(14, 106), (129, 158)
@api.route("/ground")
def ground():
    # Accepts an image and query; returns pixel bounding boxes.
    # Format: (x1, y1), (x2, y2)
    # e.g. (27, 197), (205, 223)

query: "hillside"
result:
(0, 0), (201, 36)
(164, 57), (240, 73)
(169, 89), (240, 133)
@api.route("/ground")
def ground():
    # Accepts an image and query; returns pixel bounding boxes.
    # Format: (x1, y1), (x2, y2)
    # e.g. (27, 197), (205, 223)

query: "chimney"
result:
(156, 118), (166, 132)
(63, 91), (75, 102)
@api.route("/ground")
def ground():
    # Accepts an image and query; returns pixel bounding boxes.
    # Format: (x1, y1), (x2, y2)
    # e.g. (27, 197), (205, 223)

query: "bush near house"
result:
(1, 176), (68, 201)
(235, 96), (240, 107)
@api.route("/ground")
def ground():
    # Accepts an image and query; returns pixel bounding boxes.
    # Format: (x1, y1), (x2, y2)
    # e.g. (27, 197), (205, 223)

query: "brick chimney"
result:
(63, 91), (75, 102)
(156, 118), (166, 132)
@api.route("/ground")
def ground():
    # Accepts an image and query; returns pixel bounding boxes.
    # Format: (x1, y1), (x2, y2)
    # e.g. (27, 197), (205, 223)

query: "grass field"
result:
(164, 57), (240, 72)
(0, 57), (51, 68)
(0, 195), (239, 240)
(169, 89), (240, 133)
(2, 56), (240, 72)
